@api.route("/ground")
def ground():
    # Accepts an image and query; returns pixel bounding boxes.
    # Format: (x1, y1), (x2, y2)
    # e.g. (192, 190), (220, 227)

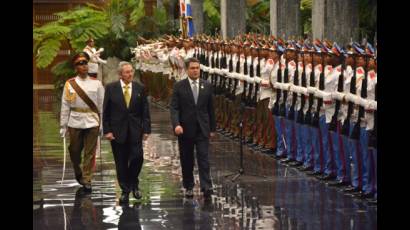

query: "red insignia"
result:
(369, 72), (376, 79)
(268, 59), (274, 65)
(357, 68), (364, 75)
(337, 67), (341, 72)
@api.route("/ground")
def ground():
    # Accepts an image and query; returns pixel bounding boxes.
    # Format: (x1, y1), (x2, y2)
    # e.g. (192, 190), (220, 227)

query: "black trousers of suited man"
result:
(178, 122), (212, 192)
(110, 128), (144, 193)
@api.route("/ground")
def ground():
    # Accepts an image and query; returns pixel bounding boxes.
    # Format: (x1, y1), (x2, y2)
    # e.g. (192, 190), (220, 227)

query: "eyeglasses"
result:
(75, 60), (88, 66)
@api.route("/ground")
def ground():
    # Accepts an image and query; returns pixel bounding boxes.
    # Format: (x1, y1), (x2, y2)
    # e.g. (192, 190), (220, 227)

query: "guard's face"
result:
(87, 40), (95, 47)
(355, 56), (366, 67)
(74, 58), (89, 76)
(303, 53), (312, 64)
(187, 62), (200, 79)
(120, 64), (134, 84)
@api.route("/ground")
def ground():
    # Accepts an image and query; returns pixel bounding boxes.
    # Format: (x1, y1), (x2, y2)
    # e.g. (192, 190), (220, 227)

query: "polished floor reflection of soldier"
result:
(70, 187), (101, 229)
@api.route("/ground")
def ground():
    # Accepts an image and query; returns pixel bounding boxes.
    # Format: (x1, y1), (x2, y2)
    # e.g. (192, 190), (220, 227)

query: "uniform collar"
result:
(76, 75), (89, 81)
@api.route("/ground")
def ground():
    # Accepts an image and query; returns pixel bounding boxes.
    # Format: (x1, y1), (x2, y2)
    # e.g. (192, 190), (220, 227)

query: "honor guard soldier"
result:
(60, 52), (105, 193)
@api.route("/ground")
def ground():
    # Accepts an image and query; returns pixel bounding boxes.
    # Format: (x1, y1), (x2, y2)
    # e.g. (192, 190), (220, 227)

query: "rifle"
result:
(368, 83), (377, 148)
(247, 56), (255, 107)
(226, 52), (234, 99)
(252, 54), (261, 107)
(220, 50), (228, 96)
(231, 55), (241, 101)
(279, 57), (289, 117)
(304, 53), (315, 125)
(272, 60), (282, 116)
(312, 56), (325, 127)
(289, 57), (299, 120)
(341, 58), (357, 136)
(215, 50), (221, 94)
(241, 55), (249, 104)
(211, 50), (216, 91)
(350, 57), (368, 140)
(297, 56), (306, 124)
(329, 55), (345, 131)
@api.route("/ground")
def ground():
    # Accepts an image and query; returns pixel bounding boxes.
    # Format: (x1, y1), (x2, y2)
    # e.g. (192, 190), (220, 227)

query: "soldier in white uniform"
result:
(60, 52), (105, 193)
(83, 38), (107, 78)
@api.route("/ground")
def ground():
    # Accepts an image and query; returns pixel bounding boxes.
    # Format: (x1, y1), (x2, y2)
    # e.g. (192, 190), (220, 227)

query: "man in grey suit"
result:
(170, 57), (216, 199)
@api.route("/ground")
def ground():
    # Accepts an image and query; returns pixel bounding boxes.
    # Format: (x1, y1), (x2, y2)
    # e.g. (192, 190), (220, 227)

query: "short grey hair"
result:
(117, 61), (134, 74)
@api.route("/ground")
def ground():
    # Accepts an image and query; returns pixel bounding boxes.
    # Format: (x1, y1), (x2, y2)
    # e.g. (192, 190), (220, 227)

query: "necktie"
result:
(124, 84), (130, 108)
(192, 80), (198, 104)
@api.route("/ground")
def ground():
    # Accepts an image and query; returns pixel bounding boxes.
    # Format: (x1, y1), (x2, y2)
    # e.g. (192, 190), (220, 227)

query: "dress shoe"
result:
(366, 198), (377, 205)
(132, 190), (142, 199)
(119, 193), (129, 204)
(327, 180), (350, 187)
(289, 161), (303, 167)
(343, 186), (361, 193)
(280, 158), (293, 164)
(262, 149), (275, 155)
(306, 171), (323, 176)
(360, 192), (375, 199)
(318, 174), (336, 181)
(185, 189), (194, 198)
(299, 166), (313, 171)
(273, 154), (286, 160)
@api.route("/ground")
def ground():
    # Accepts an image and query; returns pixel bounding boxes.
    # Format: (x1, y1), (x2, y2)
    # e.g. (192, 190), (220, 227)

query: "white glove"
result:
(100, 59), (107, 64)
(307, 86), (317, 94)
(289, 85), (297, 93)
(314, 90), (324, 98)
(353, 95), (362, 105)
(97, 47), (104, 53)
(322, 91), (332, 101)
(369, 100), (377, 110)
(60, 127), (67, 138)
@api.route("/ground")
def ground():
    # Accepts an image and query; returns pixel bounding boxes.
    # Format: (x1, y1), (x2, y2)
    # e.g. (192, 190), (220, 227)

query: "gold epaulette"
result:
(64, 81), (76, 102)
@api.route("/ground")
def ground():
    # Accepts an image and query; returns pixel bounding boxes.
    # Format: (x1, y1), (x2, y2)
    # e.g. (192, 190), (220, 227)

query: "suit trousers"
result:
(178, 123), (212, 192)
(111, 134), (144, 193)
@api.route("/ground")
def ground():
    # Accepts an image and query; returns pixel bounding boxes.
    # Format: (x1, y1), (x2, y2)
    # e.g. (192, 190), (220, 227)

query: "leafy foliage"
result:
(301, 0), (312, 35)
(203, 0), (220, 35)
(246, 0), (270, 34)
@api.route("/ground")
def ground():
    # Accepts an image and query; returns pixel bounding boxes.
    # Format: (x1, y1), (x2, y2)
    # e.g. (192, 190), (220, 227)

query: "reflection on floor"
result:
(33, 100), (377, 230)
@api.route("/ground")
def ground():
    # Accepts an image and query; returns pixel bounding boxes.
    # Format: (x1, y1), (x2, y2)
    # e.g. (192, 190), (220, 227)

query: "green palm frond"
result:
(35, 38), (62, 69)
(130, 0), (145, 25)
(111, 14), (126, 39)
(203, 0), (220, 19)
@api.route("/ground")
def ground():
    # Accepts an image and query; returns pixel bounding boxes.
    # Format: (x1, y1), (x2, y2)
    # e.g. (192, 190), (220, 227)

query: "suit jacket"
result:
(103, 81), (151, 144)
(170, 78), (216, 139)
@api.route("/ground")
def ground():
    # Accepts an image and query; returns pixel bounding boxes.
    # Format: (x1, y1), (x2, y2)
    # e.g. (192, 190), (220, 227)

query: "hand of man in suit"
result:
(210, 132), (216, 139)
(174, 125), (184, 135)
(104, 132), (115, 141)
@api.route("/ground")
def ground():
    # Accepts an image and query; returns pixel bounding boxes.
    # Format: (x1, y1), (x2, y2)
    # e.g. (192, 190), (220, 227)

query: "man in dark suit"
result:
(103, 61), (151, 204)
(170, 57), (216, 199)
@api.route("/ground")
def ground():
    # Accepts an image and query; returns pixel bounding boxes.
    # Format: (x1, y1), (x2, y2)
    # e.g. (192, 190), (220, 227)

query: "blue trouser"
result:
(360, 127), (371, 194)
(319, 115), (335, 176)
(274, 114), (286, 157)
(347, 122), (363, 189)
(368, 147), (377, 198)
(285, 107), (296, 160)
(332, 121), (350, 182)
(302, 123), (314, 168)
(295, 111), (305, 163)
(312, 121), (323, 173)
